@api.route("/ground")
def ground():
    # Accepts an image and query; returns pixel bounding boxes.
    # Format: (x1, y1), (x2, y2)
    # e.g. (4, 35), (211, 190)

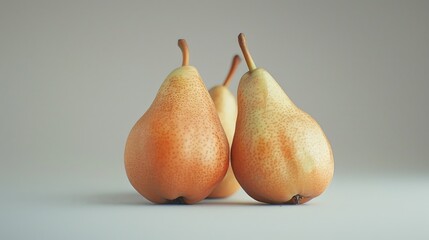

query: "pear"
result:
(231, 33), (334, 204)
(124, 39), (229, 204)
(208, 55), (241, 198)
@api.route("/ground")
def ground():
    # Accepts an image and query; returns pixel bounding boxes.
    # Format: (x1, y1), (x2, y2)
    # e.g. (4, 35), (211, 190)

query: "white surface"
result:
(2, 172), (428, 239)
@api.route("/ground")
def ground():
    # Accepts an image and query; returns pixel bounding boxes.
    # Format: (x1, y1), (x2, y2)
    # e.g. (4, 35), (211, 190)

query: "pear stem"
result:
(223, 55), (241, 87)
(238, 33), (256, 71)
(178, 39), (189, 66)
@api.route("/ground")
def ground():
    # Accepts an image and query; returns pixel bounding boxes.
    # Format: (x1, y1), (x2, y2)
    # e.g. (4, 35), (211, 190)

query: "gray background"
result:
(1, 0), (428, 239)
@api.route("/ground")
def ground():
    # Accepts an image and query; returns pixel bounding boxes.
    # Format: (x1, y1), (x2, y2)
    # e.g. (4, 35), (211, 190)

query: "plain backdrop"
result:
(1, 1), (428, 239)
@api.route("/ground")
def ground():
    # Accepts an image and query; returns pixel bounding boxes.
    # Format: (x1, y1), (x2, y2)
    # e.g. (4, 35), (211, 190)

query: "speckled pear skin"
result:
(207, 86), (240, 198)
(231, 68), (334, 204)
(124, 66), (229, 204)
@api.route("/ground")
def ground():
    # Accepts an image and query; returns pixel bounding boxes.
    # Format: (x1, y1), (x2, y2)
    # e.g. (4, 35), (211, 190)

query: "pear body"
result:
(231, 68), (334, 204)
(125, 66), (229, 204)
(207, 86), (240, 198)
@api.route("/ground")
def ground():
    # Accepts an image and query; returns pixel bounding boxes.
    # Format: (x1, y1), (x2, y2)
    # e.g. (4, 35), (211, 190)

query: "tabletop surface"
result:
(2, 169), (428, 240)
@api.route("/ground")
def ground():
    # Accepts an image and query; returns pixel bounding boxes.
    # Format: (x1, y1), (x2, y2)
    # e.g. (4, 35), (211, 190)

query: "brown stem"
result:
(223, 55), (241, 87)
(178, 39), (189, 66)
(238, 33), (256, 71)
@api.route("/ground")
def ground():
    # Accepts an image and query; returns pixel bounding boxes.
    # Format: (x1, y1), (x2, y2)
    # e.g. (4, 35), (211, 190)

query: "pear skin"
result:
(124, 39), (229, 204)
(208, 55), (241, 198)
(231, 33), (334, 204)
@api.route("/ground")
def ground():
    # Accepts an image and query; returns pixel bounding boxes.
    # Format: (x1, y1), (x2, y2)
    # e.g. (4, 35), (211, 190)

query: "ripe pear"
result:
(208, 55), (241, 198)
(124, 39), (229, 204)
(231, 33), (334, 204)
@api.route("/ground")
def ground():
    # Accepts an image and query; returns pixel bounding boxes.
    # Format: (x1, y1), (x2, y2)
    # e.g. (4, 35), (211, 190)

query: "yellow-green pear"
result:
(231, 33), (334, 204)
(208, 55), (241, 198)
